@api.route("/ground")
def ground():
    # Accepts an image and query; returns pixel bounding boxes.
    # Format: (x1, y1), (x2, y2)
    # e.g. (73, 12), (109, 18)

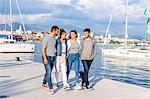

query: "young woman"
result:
(80, 28), (96, 89)
(53, 29), (70, 89)
(66, 30), (82, 90)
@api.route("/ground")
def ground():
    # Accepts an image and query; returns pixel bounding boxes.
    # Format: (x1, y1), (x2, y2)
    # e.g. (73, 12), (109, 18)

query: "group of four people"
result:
(41, 26), (96, 94)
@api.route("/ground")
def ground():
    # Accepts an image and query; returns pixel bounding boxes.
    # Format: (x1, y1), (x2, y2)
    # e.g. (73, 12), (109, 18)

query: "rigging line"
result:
(4, 0), (9, 31)
(0, 0), (5, 25)
(16, 0), (26, 33)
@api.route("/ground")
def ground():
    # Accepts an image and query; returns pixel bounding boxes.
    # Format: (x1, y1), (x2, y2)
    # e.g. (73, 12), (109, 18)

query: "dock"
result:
(0, 56), (150, 99)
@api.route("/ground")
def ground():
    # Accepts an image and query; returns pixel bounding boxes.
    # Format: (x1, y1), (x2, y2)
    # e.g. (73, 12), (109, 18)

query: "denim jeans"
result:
(67, 53), (80, 84)
(81, 60), (93, 86)
(42, 56), (56, 89)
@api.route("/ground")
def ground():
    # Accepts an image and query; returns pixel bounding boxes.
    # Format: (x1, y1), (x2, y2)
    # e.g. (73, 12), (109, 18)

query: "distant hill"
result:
(0, 22), (146, 39)
(0, 22), (49, 33)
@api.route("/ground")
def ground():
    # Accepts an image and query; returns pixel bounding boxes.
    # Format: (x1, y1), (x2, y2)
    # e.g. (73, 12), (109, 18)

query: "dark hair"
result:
(58, 29), (66, 39)
(68, 30), (78, 39)
(83, 28), (90, 33)
(51, 26), (59, 32)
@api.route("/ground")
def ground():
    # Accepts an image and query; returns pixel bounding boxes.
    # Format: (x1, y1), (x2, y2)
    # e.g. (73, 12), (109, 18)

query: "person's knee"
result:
(48, 72), (52, 75)
(66, 68), (70, 73)
(85, 68), (90, 72)
(84, 72), (88, 75)
(75, 72), (79, 76)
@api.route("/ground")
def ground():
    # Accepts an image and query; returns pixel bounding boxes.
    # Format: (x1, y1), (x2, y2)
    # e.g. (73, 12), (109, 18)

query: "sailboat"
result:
(0, 0), (34, 53)
(101, 0), (150, 60)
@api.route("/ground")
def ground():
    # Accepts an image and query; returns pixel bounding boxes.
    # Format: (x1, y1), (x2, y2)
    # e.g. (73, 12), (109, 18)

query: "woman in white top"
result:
(53, 29), (70, 90)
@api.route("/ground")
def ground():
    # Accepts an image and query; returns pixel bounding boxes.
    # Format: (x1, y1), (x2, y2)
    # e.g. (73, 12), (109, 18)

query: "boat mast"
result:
(16, 0), (26, 33)
(104, 15), (112, 45)
(124, 0), (128, 49)
(9, 0), (13, 39)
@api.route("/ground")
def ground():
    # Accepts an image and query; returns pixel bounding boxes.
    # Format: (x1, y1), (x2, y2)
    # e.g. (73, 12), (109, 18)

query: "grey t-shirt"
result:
(69, 41), (80, 54)
(41, 34), (56, 56)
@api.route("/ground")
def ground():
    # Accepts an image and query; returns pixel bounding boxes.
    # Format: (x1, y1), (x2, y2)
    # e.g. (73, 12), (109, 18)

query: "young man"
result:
(80, 28), (96, 89)
(41, 26), (59, 94)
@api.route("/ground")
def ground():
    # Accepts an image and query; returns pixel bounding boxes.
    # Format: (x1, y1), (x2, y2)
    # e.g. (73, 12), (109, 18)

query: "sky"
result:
(0, 0), (150, 39)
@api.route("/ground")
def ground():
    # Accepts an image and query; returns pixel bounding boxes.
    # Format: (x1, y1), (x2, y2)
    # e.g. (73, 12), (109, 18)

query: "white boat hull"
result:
(0, 44), (35, 53)
(101, 48), (150, 60)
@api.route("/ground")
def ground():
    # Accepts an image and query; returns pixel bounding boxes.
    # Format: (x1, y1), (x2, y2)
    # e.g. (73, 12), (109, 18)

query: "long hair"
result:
(58, 29), (66, 39)
(68, 30), (78, 39)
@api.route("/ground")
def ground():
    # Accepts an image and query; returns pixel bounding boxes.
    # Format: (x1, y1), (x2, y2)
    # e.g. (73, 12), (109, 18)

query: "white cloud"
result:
(75, 0), (124, 19)
(141, 0), (150, 7)
(75, 0), (147, 21)
(0, 13), (52, 24)
(42, 0), (71, 5)
(24, 13), (52, 22)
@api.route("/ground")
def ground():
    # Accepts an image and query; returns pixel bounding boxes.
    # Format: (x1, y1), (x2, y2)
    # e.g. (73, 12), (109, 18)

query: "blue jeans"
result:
(42, 56), (56, 89)
(67, 53), (80, 84)
(81, 60), (93, 87)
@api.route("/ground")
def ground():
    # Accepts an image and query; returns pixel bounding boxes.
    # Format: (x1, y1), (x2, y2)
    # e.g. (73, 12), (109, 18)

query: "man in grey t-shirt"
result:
(41, 26), (59, 94)
(42, 34), (56, 56)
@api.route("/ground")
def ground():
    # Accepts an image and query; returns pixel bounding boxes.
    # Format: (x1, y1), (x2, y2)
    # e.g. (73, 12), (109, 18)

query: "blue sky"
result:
(0, 0), (150, 39)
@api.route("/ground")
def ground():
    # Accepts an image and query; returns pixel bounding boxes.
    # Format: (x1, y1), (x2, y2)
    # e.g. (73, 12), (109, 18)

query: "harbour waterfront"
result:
(33, 43), (150, 89)
(0, 0), (150, 98)
(0, 43), (150, 99)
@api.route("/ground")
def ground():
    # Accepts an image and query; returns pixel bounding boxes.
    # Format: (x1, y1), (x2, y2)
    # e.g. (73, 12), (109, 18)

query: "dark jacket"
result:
(56, 39), (68, 56)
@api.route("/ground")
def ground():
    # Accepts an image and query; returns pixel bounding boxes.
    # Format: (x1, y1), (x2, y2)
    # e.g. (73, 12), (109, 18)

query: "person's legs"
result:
(46, 56), (55, 89)
(74, 53), (80, 84)
(74, 53), (82, 90)
(87, 60), (93, 69)
(42, 63), (50, 85)
(82, 60), (89, 86)
(82, 60), (93, 87)
(60, 55), (69, 87)
(53, 56), (60, 84)
(66, 54), (74, 80)
(86, 60), (93, 86)
(42, 56), (54, 89)
(79, 71), (86, 87)
(42, 56), (47, 84)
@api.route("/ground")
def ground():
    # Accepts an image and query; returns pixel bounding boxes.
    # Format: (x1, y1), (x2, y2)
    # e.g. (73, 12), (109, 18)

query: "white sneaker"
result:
(75, 84), (82, 90)
(64, 84), (71, 90)
(64, 86), (70, 90)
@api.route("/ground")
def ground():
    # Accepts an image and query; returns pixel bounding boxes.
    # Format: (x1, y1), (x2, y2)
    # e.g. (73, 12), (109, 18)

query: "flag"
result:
(147, 18), (150, 24)
(144, 8), (148, 15)
(148, 24), (150, 34)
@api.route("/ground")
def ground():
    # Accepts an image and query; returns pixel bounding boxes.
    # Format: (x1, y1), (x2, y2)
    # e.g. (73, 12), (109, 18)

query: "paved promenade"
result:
(0, 56), (150, 99)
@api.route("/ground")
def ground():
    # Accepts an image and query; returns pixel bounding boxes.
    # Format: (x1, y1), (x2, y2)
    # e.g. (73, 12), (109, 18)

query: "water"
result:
(34, 43), (150, 89)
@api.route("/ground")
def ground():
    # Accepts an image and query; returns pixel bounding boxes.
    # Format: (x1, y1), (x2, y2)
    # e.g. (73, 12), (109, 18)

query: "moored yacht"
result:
(0, 0), (35, 53)
(101, 0), (150, 60)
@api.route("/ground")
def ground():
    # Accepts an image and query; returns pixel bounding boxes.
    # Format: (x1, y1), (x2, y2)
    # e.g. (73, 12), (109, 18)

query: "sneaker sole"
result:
(76, 88), (83, 90)
(64, 88), (71, 91)
(42, 86), (49, 90)
(42, 86), (55, 94)
(49, 91), (55, 94)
